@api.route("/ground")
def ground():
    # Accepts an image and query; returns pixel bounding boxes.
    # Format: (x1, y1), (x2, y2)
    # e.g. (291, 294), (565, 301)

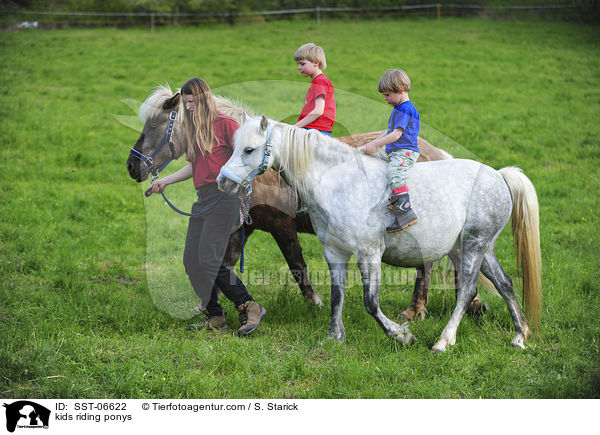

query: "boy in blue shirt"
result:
(363, 69), (420, 232)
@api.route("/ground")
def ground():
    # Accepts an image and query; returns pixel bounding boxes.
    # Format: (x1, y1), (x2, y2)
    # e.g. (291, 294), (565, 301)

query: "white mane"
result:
(242, 121), (359, 201)
(138, 83), (254, 126)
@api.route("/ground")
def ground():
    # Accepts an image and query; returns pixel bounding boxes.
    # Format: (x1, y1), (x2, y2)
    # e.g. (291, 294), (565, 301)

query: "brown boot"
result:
(188, 314), (228, 332)
(386, 193), (418, 233)
(236, 301), (266, 337)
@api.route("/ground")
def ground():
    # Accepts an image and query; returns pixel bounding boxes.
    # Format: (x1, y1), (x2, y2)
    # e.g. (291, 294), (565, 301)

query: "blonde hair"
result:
(378, 69), (411, 94)
(181, 77), (217, 161)
(294, 43), (327, 70)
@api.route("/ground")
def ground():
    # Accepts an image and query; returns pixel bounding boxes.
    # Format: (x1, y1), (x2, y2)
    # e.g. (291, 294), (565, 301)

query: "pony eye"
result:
(244, 146), (254, 154)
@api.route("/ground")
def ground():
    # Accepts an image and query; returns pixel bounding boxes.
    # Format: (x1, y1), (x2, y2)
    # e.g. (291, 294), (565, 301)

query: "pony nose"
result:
(126, 157), (141, 181)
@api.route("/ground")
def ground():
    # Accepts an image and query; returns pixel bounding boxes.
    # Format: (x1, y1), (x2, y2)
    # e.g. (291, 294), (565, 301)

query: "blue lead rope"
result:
(144, 187), (203, 217)
(144, 186), (249, 273)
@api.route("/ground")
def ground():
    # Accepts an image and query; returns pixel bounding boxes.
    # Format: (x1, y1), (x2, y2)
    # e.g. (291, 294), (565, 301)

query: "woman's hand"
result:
(147, 181), (166, 196)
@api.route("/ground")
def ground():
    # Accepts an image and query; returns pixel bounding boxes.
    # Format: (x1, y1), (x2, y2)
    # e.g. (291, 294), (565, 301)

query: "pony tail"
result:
(500, 167), (542, 334)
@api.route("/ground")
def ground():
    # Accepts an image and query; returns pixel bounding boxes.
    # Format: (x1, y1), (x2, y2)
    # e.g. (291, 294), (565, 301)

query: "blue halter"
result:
(129, 110), (178, 181)
(129, 110), (202, 217)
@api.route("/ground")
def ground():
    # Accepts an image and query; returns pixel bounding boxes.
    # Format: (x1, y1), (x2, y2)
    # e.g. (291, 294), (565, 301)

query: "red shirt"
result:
(191, 114), (239, 188)
(298, 73), (336, 132)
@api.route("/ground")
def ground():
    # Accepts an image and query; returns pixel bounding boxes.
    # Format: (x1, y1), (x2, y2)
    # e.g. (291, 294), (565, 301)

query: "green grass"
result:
(1, 17), (599, 399)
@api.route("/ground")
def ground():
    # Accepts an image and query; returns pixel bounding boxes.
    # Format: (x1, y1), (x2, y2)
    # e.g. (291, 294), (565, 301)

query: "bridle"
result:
(129, 110), (178, 181)
(128, 110), (201, 217)
(218, 123), (272, 195)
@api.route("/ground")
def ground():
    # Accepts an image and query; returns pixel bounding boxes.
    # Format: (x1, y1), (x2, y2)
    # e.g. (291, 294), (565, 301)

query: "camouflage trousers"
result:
(387, 149), (419, 190)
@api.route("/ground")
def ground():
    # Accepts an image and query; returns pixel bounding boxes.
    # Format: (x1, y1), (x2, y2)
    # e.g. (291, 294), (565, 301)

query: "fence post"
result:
(437, 3), (441, 19)
(150, 12), (155, 32)
(316, 7), (321, 24)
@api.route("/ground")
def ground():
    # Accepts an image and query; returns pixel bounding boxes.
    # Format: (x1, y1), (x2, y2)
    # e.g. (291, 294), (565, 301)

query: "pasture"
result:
(1, 17), (599, 399)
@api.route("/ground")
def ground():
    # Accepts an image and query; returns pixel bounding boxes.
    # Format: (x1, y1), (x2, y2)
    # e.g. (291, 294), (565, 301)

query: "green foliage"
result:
(7, 0), (583, 13)
(1, 17), (599, 399)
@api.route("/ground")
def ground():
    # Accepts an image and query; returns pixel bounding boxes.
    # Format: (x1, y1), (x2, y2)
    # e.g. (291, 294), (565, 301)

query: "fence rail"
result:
(2, 4), (583, 30)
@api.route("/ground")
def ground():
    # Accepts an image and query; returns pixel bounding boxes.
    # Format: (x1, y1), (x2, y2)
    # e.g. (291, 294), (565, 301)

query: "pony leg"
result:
(222, 224), (253, 268)
(256, 208), (322, 307)
(358, 258), (415, 344)
(324, 247), (351, 343)
(433, 250), (483, 353)
(400, 264), (431, 321)
(449, 249), (488, 316)
(229, 205), (323, 307)
(480, 251), (531, 349)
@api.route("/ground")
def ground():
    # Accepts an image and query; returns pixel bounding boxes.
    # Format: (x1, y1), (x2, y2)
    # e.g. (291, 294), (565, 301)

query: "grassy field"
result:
(1, 17), (599, 399)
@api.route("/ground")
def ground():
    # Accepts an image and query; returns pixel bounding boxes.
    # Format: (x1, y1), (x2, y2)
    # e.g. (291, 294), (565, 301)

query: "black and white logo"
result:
(3, 401), (51, 433)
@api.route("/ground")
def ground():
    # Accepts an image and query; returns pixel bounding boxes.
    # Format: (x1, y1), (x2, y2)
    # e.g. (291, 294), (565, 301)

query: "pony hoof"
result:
(392, 322), (416, 344)
(309, 295), (324, 308)
(401, 307), (427, 321)
(401, 331), (417, 345)
(431, 343), (447, 353)
(467, 301), (489, 317)
(327, 332), (345, 343)
(399, 309), (415, 321)
(510, 336), (526, 350)
(432, 338), (449, 353)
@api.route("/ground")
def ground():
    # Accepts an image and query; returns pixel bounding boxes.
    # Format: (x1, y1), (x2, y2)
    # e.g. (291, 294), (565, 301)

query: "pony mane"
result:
(138, 84), (184, 123)
(276, 123), (357, 201)
(139, 84), (254, 126)
(214, 95), (255, 124)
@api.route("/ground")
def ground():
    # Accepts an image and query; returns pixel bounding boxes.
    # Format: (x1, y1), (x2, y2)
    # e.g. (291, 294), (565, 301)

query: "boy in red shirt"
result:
(294, 43), (336, 136)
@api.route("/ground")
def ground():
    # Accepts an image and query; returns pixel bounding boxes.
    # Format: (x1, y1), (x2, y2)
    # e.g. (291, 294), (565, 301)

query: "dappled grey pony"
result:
(218, 116), (542, 352)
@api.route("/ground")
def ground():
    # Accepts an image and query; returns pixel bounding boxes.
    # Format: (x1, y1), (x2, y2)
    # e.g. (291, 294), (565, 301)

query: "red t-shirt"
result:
(191, 113), (239, 188)
(298, 73), (336, 132)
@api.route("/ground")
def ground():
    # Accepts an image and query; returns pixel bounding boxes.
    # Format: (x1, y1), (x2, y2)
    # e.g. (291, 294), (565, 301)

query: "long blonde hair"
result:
(182, 77), (217, 161)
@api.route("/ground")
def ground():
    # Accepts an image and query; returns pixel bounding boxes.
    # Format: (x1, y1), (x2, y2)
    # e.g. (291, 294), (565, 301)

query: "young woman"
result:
(149, 77), (266, 336)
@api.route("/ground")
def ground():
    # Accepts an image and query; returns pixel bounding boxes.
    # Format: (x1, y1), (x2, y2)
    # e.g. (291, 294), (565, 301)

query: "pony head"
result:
(218, 116), (275, 195)
(127, 84), (185, 182)
(219, 115), (335, 200)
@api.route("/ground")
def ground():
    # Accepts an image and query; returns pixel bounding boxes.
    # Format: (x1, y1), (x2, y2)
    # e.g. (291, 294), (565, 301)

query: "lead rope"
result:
(238, 185), (253, 273)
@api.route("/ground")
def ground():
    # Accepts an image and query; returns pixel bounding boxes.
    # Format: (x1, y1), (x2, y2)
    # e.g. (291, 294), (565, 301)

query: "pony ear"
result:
(260, 116), (268, 131)
(240, 112), (249, 124)
(163, 92), (181, 110)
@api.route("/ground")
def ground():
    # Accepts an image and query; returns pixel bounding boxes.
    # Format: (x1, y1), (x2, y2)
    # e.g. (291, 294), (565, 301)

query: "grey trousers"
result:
(183, 183), (251, 312)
